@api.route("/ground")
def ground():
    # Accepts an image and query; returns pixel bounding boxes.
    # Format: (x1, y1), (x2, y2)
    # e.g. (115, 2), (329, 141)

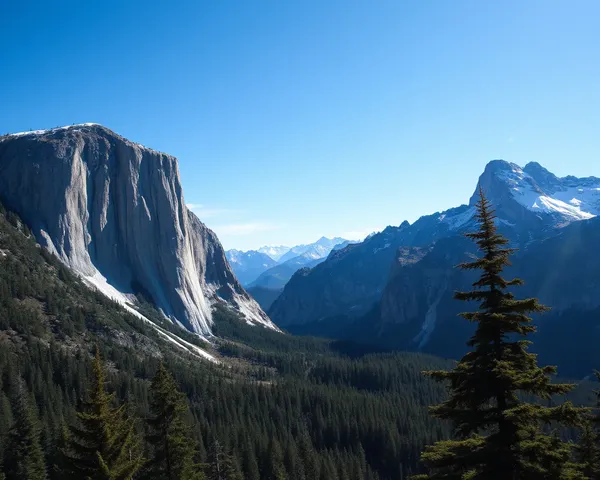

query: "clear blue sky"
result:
(2, 1), (599, 250)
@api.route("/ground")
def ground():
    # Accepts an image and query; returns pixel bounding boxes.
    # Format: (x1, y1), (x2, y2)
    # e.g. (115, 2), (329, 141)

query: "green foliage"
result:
(264, 437), (286, 480)
(415, 188), (586, 479)
(0, 201), (448, 479)
(63, 348), (144, 479)
(3, 379), (47, 480)
(574, 371), (600, 478)
(145, 363), (204, 480)
(205, 440), (241, 480)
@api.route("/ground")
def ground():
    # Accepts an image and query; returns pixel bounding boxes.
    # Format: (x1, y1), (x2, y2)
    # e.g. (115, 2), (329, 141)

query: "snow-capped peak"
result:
(494, 161), (599, 221)
(3, 123), (100, 138)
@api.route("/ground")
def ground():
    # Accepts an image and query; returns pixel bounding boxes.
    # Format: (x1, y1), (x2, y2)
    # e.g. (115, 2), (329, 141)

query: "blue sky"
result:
(2, 1), (599, 250)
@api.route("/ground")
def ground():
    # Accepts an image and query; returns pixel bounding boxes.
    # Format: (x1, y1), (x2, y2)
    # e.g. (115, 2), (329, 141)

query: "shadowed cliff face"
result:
(0, 124), (274, 334)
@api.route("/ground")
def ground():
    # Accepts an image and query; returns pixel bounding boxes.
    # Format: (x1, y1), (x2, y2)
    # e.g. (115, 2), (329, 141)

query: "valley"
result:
(1, 125), (599, 478)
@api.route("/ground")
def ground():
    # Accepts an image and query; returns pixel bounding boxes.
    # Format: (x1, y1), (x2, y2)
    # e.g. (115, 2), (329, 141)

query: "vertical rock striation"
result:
(0, 124), (275, 334)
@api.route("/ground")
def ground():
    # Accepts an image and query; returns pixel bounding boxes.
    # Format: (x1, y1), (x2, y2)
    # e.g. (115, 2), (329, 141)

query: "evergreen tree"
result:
(3, 379), (47, 480)
(264, 437), (286, 480)
(241, 439), (260, 480)
(414, 188), (584, 479)
(205, 440), (241, 480)
(575, 371), (600, 479)
(298, 430), (319, 480)
(575, 420), (600, 479)
(145, 363), (204, 480)
(64, 348), (143, 479)
(0, 391), (13, 470)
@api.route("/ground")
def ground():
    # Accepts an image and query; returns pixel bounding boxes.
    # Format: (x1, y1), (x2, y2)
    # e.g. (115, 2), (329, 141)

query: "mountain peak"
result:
(483, 159), (520, 173)
(3, 123), (101, 137)
(523, 162), (560, 190)
(1, 123), (165, 157)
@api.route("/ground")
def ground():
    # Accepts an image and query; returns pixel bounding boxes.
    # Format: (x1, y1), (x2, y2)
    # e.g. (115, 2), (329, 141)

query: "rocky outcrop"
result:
(0, 124), (275, 334)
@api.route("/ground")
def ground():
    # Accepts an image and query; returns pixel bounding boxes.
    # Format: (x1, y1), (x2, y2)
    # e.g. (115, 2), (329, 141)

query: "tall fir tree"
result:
(63, 347), (144, 480)
(264, 437), (286, 480)
(241, 438), (260, 480)
(0, 391), (13, 472)
(3, 379), (47, 480)
(205, 440), (241, 480)
(575, 421), (600, 479)
(414, 187), (584, 480)
(145, 363), (204, 480)
(575, 371), (600, 479)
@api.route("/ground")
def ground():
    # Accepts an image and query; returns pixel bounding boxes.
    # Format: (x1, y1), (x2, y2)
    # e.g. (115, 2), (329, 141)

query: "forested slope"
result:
(0, 202), (453, 479)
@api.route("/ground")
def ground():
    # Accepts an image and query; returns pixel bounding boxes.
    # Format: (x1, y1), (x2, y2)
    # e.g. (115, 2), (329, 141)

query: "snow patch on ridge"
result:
(497, 163), (600, 220)
(83, 271), (218, 363)
(441, 207), (476, 230)
(229, 290), (282, 330)
(5, 124), (100, 137)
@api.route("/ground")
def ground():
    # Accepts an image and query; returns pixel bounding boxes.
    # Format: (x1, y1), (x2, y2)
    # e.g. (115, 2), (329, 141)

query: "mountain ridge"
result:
(270, 160), (600, 338)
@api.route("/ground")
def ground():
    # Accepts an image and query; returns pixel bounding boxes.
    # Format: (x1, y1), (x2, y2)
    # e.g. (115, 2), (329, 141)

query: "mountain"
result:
(0, 124), (275, 335)
(225, 249), (278, 286)
(257, 245), (290, 261)
(0, 197), (463, 479)
(227, 236), (352, 287)
(278, 236), (349, 263)
(270, 160), (600, 372)
(365, 215), (600, 374)
(245, 285), (283, 311)
(249, 251), (324, 290)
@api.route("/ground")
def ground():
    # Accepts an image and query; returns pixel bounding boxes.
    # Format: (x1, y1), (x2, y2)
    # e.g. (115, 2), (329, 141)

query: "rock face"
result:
(0, 124), (275, 334)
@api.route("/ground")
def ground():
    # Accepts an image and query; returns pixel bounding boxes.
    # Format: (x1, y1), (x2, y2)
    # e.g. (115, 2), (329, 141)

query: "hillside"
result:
(0, 201), (455, 479)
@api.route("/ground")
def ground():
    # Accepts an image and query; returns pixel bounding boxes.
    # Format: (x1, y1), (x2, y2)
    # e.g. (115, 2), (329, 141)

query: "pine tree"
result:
(3, 379), (47, 480)
(145, 363), (204, 480)
(414, 187), (584, 480)
(0, 391), (13, 470)
(265, 437), (287, 480)
(298, 430), (319, 480)
(575, 371), (600, 478)
(575, 420), (600, 479)
(205, 440), (241, 480)
(64, 347), (144, 479)
(241, 439), (260, 480)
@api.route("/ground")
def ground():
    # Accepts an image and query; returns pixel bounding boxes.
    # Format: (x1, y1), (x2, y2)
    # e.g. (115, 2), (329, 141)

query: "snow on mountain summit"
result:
(493, 161), (600, 220)
(4, 123), (101, 137)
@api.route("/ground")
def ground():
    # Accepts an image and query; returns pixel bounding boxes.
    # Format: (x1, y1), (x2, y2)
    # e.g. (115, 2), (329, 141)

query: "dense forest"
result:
(0, 201), (453, 479)
(1, 194), (600, 479)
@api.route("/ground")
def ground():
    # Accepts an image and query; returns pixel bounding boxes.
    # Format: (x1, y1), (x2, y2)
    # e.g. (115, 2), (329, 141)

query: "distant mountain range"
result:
(224, 250), (278, 286)
(257, 245), (290, 261)
(226, 237), (353, 309)
(269, 160), (600, 377)
(277, 237), (349, 263)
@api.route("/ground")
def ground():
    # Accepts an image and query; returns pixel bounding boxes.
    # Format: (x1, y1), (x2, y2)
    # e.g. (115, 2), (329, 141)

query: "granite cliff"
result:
(0, 124), (275, 334)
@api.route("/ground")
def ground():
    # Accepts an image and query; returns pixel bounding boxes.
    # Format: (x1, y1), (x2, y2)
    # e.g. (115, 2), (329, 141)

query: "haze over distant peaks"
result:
(226, 236), (353, 288)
